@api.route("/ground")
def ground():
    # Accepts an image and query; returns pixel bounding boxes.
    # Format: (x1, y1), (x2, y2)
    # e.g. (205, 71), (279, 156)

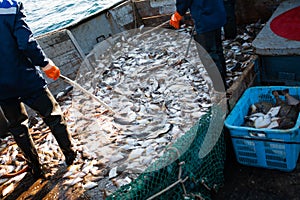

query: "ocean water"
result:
(22, 0), (122, 36)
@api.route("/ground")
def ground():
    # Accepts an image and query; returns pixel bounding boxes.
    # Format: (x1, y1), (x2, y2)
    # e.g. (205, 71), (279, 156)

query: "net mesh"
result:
(107, 110), (226, 200)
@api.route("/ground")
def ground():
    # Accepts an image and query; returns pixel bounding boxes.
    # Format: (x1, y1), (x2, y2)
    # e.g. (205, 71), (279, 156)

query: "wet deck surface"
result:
(1, 167), (91, 200)
(213, 132), (300, 200)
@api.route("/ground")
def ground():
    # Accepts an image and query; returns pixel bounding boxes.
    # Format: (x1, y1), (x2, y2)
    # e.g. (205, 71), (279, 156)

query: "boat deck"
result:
(214, 135), (300, 200)
(1, 0), (300, 199)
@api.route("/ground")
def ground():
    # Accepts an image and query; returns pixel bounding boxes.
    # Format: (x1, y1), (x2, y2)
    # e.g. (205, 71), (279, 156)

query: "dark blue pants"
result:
(194, 29), (227, 91)
(0, 88), (73, 168)
(223, 0), (237, 39)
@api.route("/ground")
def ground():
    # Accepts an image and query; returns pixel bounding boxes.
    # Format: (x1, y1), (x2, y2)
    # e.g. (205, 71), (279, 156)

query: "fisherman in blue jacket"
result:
(170, 0), (227, 91)
(0, 0), (76, 178)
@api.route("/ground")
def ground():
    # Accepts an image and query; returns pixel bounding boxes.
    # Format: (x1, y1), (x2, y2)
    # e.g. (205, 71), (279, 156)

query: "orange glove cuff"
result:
(173, 11), (182, 21)
(170, 11), (182, 29)
(43, 66), (60, 80)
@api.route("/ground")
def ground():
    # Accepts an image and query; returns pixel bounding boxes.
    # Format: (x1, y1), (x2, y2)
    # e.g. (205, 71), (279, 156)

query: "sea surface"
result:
(22, 0), (122, 36)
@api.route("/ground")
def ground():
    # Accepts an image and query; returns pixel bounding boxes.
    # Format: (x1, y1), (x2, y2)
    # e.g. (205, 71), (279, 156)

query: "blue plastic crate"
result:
(225, 86), (300, 171)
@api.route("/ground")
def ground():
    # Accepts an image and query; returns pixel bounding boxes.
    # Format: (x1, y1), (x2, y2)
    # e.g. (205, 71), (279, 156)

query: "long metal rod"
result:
(184, 26), (195, 58)
(59, 74), (115, 114)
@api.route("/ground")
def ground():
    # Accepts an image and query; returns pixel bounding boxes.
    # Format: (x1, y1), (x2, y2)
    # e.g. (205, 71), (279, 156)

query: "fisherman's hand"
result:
(42, 59), (60, 80)
(170, 11), (182, 29)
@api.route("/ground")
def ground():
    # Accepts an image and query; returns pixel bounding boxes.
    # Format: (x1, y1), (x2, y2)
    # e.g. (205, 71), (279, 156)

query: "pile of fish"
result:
(0, 114), (107, 198)
(0, 142), (27, 197)
(69, 28), (214, 196)
(244, 89), (300, 129)
(223, 20), (265, 87)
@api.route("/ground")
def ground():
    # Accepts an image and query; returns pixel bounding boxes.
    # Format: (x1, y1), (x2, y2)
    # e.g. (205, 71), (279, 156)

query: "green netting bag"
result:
(107, 109), (226, 200)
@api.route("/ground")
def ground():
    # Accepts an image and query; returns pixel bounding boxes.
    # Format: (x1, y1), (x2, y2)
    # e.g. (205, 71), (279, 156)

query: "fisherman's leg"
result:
(194, 30), (227, 91)
(0, 106), (9, 138)
(24, 88), (76, 165)
(223, 0), (237, 40)
(0, 98), (44, 178)
(215, 28), (227, 89)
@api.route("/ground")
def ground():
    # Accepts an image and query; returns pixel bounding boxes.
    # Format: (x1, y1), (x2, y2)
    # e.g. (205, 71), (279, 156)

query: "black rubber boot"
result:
(0, 107), (9, 139)
(64, 150), (76, 166)
(46, 116), (76, 165)
(57, 135), (76, 166)
(0, 98), (45, 179)
(28, 164), (46, 179)
(12, 130), (45, 179)
(27, 88), (76, 166)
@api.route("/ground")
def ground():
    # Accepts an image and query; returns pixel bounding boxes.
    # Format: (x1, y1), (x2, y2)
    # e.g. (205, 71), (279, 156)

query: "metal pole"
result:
(59, 74), (115, 114)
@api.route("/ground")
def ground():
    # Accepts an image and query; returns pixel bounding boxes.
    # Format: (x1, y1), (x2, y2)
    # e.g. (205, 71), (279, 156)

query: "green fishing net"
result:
(107, 110), (226, 200)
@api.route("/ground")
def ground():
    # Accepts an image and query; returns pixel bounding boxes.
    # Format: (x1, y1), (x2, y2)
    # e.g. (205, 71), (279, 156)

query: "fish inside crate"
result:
(225, 86), (300, 171)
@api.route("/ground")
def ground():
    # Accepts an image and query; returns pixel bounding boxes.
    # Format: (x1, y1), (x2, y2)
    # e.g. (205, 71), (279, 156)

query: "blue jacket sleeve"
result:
(176, 0), (193, 16)
(13, 2), (49, 68)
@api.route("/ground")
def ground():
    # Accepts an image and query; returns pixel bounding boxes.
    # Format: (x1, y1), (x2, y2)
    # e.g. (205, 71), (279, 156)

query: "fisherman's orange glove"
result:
(42, 59), (60, 80)
(170, 11), (182, 29)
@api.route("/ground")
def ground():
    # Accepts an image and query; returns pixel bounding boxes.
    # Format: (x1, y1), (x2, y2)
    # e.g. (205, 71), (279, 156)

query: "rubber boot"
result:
(27, 88), (76, 166)
(53, 126), (76, 166)
(55, 131), (76, 166)
(12, 129), (45, 179)
(0, 107), (9, 139)
(0, 101), (45, 179)
(45, 116), (76, 165)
